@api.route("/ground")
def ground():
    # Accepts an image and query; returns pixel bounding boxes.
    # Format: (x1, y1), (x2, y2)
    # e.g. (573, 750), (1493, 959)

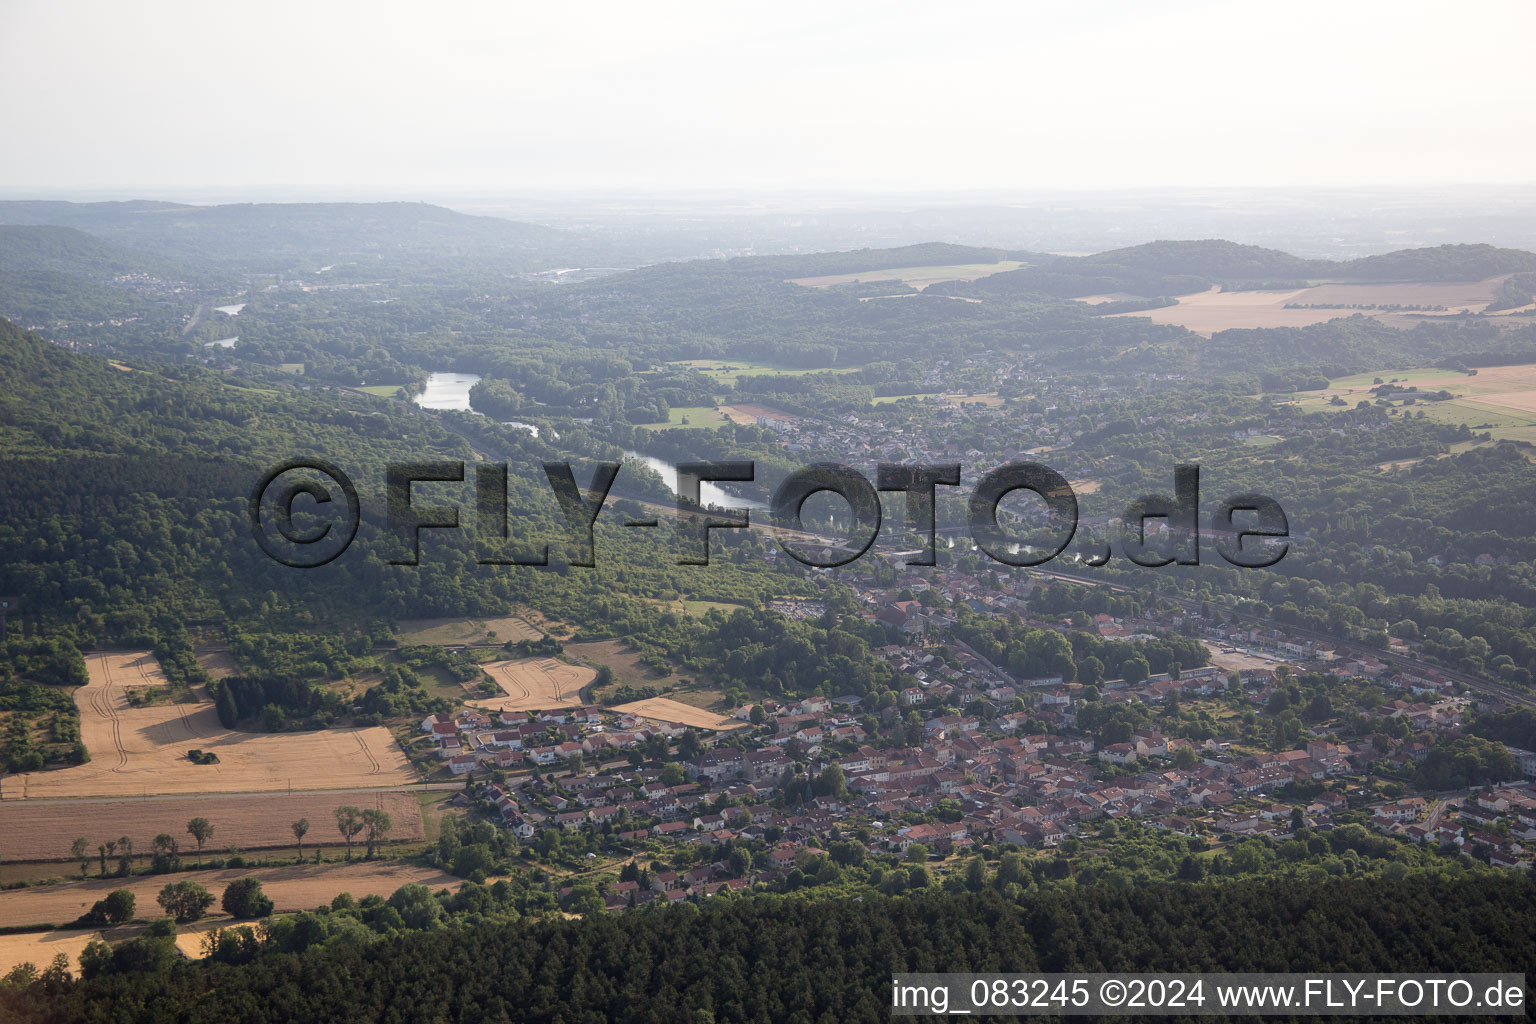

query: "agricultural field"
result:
(633, 405), (730, 430)
(1099, 277), (1514, 335)
(357, 384), (406, 397)
(609, 697), (746, 732)
(470, 657), (594, 712)
(941, 392), (1006, 409)
(0, 791), (426, 863)
(0, 861), (462, 930)
(2, 653), (414, 799)
(396, 613), (545, 646)
(1286, 362), (1536, 442)
(786, 260), (1025, 290)
(0, 927), (113, 977)
(870, 393), (939, 405)
(170, 920), (228, 961)
(716, 403), (798, 426)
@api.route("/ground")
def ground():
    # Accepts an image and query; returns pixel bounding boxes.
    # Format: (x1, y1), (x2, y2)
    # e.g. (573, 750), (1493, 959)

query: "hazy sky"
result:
(2, 0), (1533, 193)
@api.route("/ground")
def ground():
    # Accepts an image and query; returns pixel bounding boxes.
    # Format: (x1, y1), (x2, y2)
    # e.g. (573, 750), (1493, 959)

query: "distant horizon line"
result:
(3, 182), (1536, 204)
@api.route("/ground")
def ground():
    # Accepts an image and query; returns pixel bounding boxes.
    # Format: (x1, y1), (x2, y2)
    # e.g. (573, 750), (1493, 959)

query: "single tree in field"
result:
(361, 809), (393, 858)
(220, 877), (274, 919)
(335, 805), (364, 860)
(70, 838), (91, 879)
(186, 818), (213, 864)
(157, 880), (214, 923)
(291, 818), (310, 860)
(85, 888), (135, 925)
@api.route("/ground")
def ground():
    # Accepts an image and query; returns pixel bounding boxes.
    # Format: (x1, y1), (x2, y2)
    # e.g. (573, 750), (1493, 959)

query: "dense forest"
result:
(1, 875), (1530, 1023)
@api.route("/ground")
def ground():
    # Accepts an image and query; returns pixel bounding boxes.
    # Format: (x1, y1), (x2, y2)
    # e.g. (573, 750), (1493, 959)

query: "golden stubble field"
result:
(717, 402), (798, 426)
(0, 791), (425, 863)
(469, 657), (594, 712)
(3, 652), (414, 799)
(1098, 277), (1514, 336)
(1286, 362), (1536, 442)
(609, 697), (746, 732)
(0, 927), (113, 976)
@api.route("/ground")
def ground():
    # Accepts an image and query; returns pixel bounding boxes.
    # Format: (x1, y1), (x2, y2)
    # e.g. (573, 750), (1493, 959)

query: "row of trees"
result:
(76, 876), (274, 930)
(64, 806), (392, 879)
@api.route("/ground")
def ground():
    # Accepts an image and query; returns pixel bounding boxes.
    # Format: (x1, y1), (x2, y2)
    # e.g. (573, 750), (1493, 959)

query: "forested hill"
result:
(2, 875), (1530, 1023)
(0, 224), (204, 328)
(0, 225), (190, 281)
(0, 317), (448, 462)
(0, 200), (577, 274)
(0, 317), (551, 635)
(938, 240), (1536, 299)
(1340, 243), (1536, 281)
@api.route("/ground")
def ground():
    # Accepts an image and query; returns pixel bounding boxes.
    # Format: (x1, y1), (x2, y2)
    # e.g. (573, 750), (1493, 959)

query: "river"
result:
(621, 451), (768, 511)
(413, 372), (540, 436)
(413, 372), (758, 506)
(413, 371), (481, 411)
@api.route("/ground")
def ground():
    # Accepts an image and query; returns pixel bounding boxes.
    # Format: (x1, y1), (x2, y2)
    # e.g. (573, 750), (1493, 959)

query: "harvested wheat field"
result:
(1100, 277), (1510, 336)
(170, 919), (230, 960)
(610, 697), (746, 732)
(0, 791), (424, 863)
(717, 403), (798, 426)
(0, 927), (112, 976)
(3, 652), (413, 799)
(0, 861), (462, 929)
(470, 657), (593, 712)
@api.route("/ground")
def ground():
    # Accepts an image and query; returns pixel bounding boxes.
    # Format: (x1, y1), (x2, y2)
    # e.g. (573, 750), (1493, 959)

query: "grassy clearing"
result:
(396, 614), (544, 646)
(646, 598), (746, 617)
(1321, 368), (1458, 389)
(566, 640), (681, 691)
(358, 384), (406, 398)
(670, 359), (856, 387)
(659, 685), (731, 712)
(680, 599), (743, 617)
(1412, 399), (1536, 442)
(872, 393), (939, 405)
(633, 405), (730, 430)
(416, 791), (458, 845)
